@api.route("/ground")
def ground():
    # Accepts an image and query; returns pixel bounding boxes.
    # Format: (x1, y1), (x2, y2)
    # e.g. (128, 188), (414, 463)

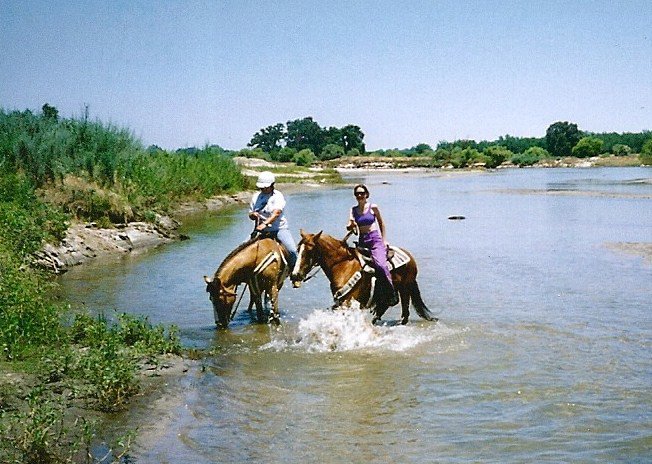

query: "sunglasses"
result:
(354, 191), (366, 196)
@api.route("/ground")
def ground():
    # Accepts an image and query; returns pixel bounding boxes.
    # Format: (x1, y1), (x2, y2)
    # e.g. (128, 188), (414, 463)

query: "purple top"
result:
(352, 203), (377, 228)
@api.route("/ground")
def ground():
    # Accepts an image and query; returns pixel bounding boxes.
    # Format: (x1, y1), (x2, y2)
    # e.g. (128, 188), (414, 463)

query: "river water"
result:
(59, 168), (651, 463)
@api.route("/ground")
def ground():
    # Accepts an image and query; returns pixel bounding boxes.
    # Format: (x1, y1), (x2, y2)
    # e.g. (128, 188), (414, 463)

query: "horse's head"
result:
(291, 229), (322, 288)
(203, 275), (237, 327)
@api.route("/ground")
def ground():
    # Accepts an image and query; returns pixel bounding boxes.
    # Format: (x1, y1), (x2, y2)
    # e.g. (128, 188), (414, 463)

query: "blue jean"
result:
(275, 228), (297, 270)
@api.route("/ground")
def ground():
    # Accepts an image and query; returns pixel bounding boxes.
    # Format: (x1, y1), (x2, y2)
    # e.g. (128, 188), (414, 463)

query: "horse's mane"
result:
(216, 237), (259, 274)
(317, 232), (356, 259)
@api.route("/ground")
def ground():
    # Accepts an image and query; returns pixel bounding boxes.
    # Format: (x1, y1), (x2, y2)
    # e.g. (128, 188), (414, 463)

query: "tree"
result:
(545, 121), (582, 158)
(41, 103), (59, 120)
(412, 143), (432, 154)
(248, 123), (286, 153)
(340, 125), (365, 154)
(572, 136), (604, 158)
(286, 117), (324, 154)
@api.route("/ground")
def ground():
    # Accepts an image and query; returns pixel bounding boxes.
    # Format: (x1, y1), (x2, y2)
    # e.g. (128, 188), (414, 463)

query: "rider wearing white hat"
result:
(249, 171), (298, 269)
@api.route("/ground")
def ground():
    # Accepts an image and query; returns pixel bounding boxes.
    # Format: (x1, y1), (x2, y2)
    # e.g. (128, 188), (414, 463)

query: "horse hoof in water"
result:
(268, 315), (281, 326)
(401, 317), (409, 325)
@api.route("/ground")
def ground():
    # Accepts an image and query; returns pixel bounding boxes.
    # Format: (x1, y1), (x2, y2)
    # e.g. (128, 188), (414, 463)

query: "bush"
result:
(482, 145), (513, 168)
(640, 139), (652, 165)
(450, 147), (479, 168)
(319, 143), (344, 161)
(572, 136), (604, 158)
(273, 147), (296, 163)
(511, 146), (549, 167)
(612, 144), (632, 156)
(293, 148), (315, 166)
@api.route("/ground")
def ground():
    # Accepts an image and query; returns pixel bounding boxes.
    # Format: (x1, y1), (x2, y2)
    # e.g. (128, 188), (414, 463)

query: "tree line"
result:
(244, 117), (651, 168)
(246, 117), (365, 164)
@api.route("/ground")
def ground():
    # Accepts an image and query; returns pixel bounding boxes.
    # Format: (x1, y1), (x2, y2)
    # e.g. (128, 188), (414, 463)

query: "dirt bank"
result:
(35, 191), (251, 273)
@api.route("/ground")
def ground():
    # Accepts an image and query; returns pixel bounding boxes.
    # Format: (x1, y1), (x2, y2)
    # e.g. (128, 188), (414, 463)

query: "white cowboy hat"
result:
(256, 171), (275, 188)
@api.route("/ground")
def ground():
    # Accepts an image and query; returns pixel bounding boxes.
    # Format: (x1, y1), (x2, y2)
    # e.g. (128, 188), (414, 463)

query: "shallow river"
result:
(60, 168), (651, 463)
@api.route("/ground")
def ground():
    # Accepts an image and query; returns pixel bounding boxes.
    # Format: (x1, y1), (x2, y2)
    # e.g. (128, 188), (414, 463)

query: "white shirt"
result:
(249, 190), (288, 231)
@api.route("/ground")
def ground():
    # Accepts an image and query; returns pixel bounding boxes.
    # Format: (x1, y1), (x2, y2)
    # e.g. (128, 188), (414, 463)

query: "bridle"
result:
(293, 231), (355, 283)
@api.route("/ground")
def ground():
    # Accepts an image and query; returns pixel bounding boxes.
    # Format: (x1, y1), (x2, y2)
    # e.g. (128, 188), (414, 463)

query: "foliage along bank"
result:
(0, 105), (247, 463)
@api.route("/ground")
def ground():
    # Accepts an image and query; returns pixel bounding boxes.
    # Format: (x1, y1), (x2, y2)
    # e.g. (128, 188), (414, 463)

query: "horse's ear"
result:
(314, 230), (323, 241)
(300, 228), (306, 238)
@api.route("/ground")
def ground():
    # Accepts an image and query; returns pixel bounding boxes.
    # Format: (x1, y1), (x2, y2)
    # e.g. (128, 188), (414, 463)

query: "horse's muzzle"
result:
(291, 278), (302, 288)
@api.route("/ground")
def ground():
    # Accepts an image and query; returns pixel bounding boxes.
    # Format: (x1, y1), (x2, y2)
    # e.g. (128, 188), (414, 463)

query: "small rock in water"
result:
(448, 215), (466, 220)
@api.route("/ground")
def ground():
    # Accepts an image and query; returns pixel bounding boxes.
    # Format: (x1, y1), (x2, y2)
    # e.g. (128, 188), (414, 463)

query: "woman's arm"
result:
(346, 207), (356, 230)
(256, 208), (282, 230)
(372, 205), (387, 243)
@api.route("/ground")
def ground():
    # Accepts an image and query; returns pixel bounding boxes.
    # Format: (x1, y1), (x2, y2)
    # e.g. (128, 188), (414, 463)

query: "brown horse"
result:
(204, 237), (289, 327)
(291, 230), (437, 325)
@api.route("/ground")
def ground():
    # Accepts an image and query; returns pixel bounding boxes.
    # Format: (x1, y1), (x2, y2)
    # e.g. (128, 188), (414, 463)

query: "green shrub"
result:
(612, 144), (632, 156)
(511, 146), (549, 167)
(639, 139), (652, 165)
(293, 148), (315, 166)
(482, 145), (513, 168)
(0, 244), (64, 360)
(319, 143), (344, 161)
(572, 136), (604, 158)
(0, 386), (95, 464)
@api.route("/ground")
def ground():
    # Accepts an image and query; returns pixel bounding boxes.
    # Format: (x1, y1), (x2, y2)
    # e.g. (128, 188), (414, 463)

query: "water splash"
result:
(261, 306), (459, 353)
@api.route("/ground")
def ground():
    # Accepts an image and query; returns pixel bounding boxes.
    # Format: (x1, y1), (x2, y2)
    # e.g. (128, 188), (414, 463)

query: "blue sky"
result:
(1, 1), (650, 151)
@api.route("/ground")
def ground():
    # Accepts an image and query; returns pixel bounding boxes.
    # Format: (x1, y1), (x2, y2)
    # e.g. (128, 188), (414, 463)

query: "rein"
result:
(301, 266), (321, 282)
(230, 285), (248, 320)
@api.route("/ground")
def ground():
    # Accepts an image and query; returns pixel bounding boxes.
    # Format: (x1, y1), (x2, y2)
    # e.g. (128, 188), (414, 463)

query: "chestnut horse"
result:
(291, 230), (437, 325)
(204, 237), (288, 327)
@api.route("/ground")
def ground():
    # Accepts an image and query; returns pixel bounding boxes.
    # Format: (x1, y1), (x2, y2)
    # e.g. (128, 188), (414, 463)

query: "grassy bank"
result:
(1, 108), (248, 224)
(0, 173), (182, 462)
(0, 108), (249, 462)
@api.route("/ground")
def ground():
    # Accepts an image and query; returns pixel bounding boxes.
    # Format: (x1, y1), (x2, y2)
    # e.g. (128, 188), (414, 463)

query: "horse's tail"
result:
(410, 280), (438, 321)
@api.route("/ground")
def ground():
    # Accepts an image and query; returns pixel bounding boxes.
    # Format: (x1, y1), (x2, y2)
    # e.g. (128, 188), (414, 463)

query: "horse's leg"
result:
(246, 286), (256, 319)
(267, 283), (280, 325)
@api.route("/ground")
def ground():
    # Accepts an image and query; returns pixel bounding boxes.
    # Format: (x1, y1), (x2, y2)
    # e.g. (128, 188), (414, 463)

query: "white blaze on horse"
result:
(204, 237), (289, 327)
(291, 230), (437, 325)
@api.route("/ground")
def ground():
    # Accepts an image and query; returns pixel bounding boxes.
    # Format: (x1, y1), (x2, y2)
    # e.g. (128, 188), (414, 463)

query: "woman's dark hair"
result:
(353, 184), (369, 196)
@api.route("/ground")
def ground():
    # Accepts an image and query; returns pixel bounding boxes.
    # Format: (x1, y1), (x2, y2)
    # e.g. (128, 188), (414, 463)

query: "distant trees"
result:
(546, 121), (582, 158)
(244, 116), (648, 168)
(248, 117), (365, 160)
(248, 123), (285, 153)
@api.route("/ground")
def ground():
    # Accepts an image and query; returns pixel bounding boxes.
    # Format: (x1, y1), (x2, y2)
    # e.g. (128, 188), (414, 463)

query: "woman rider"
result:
(347, 184), (398, 307)
(248, 171), (298, 271)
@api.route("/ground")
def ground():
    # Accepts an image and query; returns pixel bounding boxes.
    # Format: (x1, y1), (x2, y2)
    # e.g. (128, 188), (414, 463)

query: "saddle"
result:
(354, 244), (410, 274)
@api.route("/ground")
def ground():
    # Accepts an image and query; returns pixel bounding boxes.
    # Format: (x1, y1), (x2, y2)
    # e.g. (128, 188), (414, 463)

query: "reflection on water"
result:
(59, 168), (652, 463)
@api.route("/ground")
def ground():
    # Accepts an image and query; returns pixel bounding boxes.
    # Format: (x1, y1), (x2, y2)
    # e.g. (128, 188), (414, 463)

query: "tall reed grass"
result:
(1, 108), (246, 221)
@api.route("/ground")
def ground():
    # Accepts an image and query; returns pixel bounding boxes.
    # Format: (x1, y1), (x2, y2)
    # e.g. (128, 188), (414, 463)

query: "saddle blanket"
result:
(357, 245), (411, 274)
